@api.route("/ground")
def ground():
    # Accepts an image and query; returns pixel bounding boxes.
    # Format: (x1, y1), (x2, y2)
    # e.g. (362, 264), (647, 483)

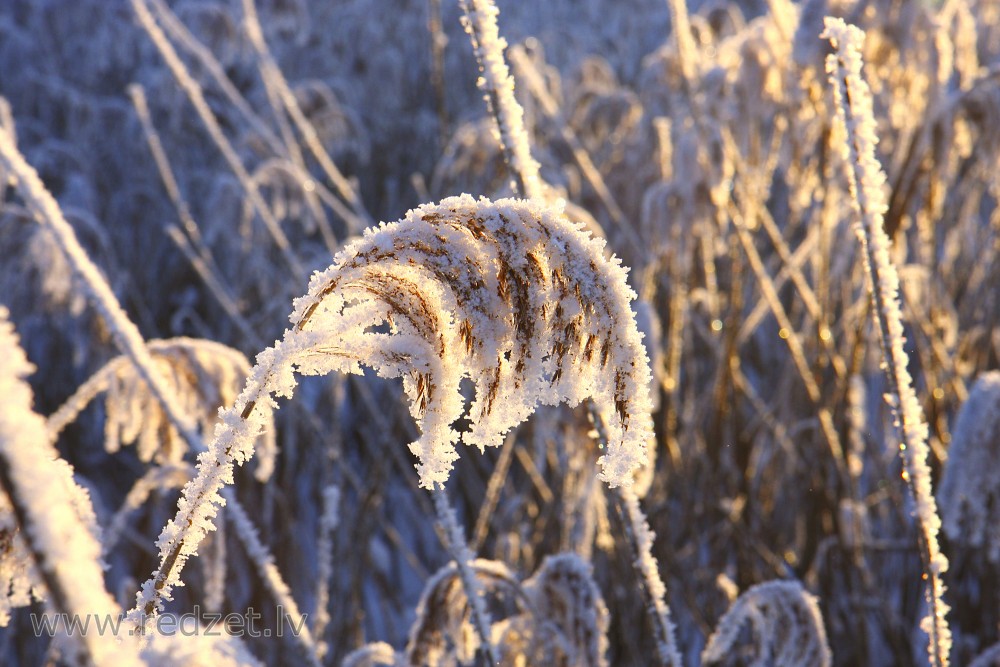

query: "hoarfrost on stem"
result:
(823, 16), (951, 667)
(460, 0), (544, 199)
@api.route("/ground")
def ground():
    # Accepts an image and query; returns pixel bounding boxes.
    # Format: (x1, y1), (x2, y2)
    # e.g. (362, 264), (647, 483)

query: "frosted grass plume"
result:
(702, 580), (831, 666)
(135, 193), (655, 630)
(47, 337), (277, 482)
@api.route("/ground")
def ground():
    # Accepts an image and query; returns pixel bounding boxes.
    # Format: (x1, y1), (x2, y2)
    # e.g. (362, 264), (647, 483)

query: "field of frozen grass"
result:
(1, 0), (999, 665)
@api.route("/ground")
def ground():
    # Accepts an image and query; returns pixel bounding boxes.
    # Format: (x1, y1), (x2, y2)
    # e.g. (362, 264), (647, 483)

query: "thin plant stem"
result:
(431, 484), (500, 666)
(459, 0), (543, 200)
(146, 0), (287, 157)
(241, 0), (372, 233)
(587, 404), (682, 666)
(130, 0), (307, 279)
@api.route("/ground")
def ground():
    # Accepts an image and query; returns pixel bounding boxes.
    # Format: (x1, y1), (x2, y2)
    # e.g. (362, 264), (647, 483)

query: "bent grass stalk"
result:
(240, 0), (372, 233)
(130, 194), (657, 658)
(823, 17), (951, 667)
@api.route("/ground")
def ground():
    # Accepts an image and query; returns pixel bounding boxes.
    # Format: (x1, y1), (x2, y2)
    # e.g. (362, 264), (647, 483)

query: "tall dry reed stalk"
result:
(823, 16), (951, 667)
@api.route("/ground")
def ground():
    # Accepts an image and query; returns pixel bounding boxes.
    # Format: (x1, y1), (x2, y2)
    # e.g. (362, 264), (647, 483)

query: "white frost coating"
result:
(406, 556), (519, 665)
(459, 0), (544, 199)
(621, 486), (683, 667)
(292, 194), (654, 488)
(523, 553), (610, 666)
(313, 484), (340, 659)
(823, 17), (951, 667)
(702, 580), (832, 666)
(0, 308), (142, 666)
(136, 194), (654, 624)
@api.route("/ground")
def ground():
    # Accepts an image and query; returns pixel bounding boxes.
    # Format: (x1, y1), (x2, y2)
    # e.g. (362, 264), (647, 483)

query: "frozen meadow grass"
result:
(0, 0), (999, 664)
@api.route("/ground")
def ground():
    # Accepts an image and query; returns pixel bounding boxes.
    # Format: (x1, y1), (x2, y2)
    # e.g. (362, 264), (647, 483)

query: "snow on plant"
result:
(701, 580), (831, 667)
(937, 371), (1000, 562)
(0, 307), (141, 666)
(823, 16), (951, 667)
(313, 484), (340, 660)
(134, 192), (656, 624)
(47, 337), (276, 481)
(405, 558), (519, 665)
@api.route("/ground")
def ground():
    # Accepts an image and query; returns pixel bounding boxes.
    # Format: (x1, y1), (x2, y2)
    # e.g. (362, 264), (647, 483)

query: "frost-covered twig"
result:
(133, 193), (655, 638)
(823, 17), (951, 667)
(0, 308), (141, 666)
(586, 399), (679, 666)
(615, 484), (682, 666)
(459, 0), (543, 199)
